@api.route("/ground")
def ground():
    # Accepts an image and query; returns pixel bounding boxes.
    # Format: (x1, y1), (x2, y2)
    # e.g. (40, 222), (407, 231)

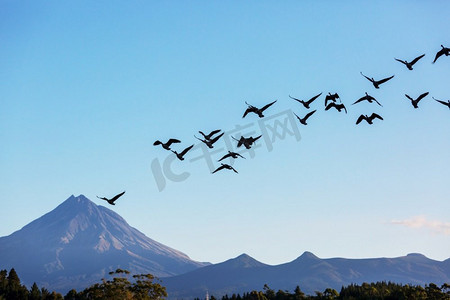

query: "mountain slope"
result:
(0, 195), (208, 293)
(162, 252), (450, 299)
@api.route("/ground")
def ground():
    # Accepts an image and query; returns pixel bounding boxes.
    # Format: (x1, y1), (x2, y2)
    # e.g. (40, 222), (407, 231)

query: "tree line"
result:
(1, 267), (449, 299)
(207, 282), (450, 300)
(0, 268), (167, 300)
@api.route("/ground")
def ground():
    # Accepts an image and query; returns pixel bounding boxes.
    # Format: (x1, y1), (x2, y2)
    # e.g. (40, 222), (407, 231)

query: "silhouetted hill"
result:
(0, 195), (209, 293)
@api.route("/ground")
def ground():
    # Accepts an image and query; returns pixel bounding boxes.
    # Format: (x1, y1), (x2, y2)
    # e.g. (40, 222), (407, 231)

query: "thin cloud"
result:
(390, 216), (450, 236)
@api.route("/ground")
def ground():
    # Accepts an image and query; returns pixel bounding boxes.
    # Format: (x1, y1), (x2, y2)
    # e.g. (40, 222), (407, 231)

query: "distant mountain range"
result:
(0, 195), (208, 292)
(0, 195), (449, 298)
(162, 252), (450, 298)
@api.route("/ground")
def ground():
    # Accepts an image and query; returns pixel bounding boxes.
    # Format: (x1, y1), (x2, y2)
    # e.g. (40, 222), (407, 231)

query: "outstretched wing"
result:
(166, 138), (181, 146)
(180, 144), (194, 156)
(289, 95), (303, 103)
(433, 97), (448, 106)
(394, 58), (407, 65)
(325, 102), (336, 111)
(210, 132), (225, 144)
(218, 153), (231, 161)
(416, 92), (429, 103)
(110, 191), (126, 202)
(370, 113), (383, 121)
(360, 72), (372, 82)
(405, 94), (414, 102)
(230, 166), (239, 173)
(340, 104), (348, 114)
(212, 164), (225, 174)
(410, 54), (425, 65)
(308, 92), (322, 104)
(242, 107), (252, 118)
(377, 75), (395, 85)
(153, 140), (162, 146)
(352, 97), (365, 105)
(236, 152), (245, 159)
(253, 135), (262, 142)
(433, 49), (444, 63)
(97, 196), (108, 201)
(293, 112), (301, 122)
(303, 110), (317, 121)
(356, 115), (365, 125)
(194, 135), (204, 143)
(373, 99), (383, 107)
(208, 129), (221, 137)
(260, 100), (277, 112)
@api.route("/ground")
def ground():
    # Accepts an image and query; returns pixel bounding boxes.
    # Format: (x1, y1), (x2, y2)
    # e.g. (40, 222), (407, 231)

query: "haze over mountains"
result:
(0, 195), (449, 297)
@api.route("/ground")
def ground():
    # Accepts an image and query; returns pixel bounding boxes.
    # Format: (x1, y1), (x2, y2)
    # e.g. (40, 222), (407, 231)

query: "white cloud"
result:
(390, 216), (450, 236)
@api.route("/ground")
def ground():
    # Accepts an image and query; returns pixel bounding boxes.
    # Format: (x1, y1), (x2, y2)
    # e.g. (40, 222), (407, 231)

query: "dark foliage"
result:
(218, 281), (450, 300)
(1, 268), (448, 300)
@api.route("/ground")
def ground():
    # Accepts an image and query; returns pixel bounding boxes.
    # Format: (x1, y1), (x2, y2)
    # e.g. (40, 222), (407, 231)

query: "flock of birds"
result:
(96, 45), (450, 205)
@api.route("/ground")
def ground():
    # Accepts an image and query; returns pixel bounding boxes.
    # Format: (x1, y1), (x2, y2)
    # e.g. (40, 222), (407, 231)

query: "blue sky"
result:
(1, 1), (449, 265)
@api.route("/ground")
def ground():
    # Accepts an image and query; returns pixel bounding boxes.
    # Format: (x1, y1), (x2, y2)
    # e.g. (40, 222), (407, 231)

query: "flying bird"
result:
(360, 72), (395, 89)
(325, 102), (347, 114)
(394, 54), (425, 70)
(242, 100), (277, 118)
(352, 92), (383, 106)
(356, 113), (383, 125)
(212, 163), (238, 174)
(433, 97), (450, 109)
(153, 138), (181, 150)
(325, 93), (340, 106)
(171, 144), (194, 161)
(432, 45), (450, 64)
(218, 151), (246, 161)
(232, 135), (262, 149)
(97, 191), (125, 205)
(405, 92), (429, 108)
(293, 110), (316, 125)
(289, 93), (322, 109)
(194, 132), (224, 149)
(198, 129), (221, 140)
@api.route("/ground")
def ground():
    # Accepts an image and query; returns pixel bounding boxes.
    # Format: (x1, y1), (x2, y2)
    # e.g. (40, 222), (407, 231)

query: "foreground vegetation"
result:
(210, 282), (450, 300)
(0, 268), (167, 300)
(0, 268), (449, 299)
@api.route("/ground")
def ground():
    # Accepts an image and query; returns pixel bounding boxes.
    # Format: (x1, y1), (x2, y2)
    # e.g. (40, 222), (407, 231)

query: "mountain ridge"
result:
(162, 251), (450, 299)
(0, 194), (209, 293)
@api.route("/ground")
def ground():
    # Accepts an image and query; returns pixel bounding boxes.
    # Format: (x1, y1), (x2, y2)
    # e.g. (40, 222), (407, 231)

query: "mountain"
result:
(162, 252), (450, 299)
(0, 195), (209, 293)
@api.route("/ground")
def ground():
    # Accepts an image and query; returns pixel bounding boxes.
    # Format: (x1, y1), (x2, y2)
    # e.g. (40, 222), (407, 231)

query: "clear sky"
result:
(1, 1), (449, 265)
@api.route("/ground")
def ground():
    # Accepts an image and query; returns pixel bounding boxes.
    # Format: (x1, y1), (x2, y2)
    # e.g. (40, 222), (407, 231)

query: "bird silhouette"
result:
(405, 92), (429, 108)
(432, 45), (450, 64)
(433, 97), (450, 109)
(325, 93), (340, 106)
(293, 110), (316, 125)
(394, 54), (425, 70)
(198, 129), (221, 140)
(218, 151), (246, 161)
(212, 163), (238, 174)
(360, 72), (395, 89)
(194, 132), (224, 149)
(153, 138), (181, 150)
(289, 93), (322, 109)
(97, 191), (125, 205)
(243, 100), (277, 118)
(232, 135), (262, 149)
(171, 144), (194, 161)
(356, 113), (383, 125)
(352, 92), (383, 106)
(325, 102), (347, 113)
